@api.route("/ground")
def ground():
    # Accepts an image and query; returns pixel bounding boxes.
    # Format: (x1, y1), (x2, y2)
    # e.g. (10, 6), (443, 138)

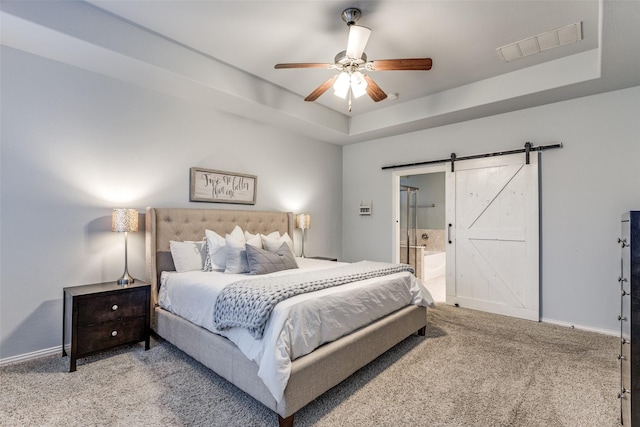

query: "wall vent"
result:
(497, 22), (582, 62)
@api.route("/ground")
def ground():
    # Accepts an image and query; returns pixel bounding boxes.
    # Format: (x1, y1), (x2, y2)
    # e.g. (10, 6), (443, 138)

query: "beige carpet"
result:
(0, 304), (620, 426)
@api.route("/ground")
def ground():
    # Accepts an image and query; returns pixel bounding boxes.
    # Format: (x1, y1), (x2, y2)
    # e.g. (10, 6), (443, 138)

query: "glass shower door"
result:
(400, 185), (419, 275)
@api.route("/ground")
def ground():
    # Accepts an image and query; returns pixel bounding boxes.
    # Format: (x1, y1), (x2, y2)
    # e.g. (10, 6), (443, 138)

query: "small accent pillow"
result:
(204, 229), (226, 272)
(244, 231), (263, 248)
(224, 226), (250, 274)
(169, 239), (207, 273)
(261, 232), (294, 253)
(246, 242), (299, 275)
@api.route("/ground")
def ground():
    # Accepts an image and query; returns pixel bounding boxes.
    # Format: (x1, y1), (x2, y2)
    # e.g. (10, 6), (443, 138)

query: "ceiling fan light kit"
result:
(274, 7), (433, 112)
(333, 72), (351, 99)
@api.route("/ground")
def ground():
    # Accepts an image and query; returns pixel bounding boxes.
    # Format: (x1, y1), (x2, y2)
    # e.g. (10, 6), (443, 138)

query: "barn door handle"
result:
(448, 223), (452, 244)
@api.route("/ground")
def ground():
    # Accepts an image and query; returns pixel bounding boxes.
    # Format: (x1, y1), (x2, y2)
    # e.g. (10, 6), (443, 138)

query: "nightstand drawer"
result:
(77, 289), (147, 326)
(76, 317), (147, 355)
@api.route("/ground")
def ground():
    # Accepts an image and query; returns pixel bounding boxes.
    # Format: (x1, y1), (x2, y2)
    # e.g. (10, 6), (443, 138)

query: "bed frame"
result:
(145, 207), (427, 426)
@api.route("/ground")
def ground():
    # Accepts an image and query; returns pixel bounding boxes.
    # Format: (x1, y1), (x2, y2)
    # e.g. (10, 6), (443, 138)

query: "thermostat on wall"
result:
(359, 202), (372, 216)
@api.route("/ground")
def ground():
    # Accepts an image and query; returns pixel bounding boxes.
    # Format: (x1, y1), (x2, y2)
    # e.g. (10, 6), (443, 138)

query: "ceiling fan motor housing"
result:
(335, 50), (367, 67)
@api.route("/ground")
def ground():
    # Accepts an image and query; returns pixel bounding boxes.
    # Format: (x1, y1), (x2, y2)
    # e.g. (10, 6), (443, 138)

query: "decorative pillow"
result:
(261, 232), (294, 253)
(246, 242), (299, 275)
(204, 229), (226, 272)
(169, 239), (206, 272)
(244, 231), (263, 248)
(224, 226), (250, 274)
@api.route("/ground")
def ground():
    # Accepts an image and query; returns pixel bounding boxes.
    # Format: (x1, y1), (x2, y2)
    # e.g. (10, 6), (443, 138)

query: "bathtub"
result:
(423, 251), (446, 281)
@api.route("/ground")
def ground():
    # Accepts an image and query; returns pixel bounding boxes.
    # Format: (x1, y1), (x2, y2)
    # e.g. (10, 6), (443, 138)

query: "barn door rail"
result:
(381, 142), (563, 171)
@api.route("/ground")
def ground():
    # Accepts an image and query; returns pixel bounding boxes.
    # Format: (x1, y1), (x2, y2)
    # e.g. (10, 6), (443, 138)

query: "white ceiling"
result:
(2, 1), (640, 145)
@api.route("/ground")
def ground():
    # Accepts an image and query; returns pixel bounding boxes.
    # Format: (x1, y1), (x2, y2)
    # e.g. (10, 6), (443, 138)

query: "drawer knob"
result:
(622, 289), (630, 296)
(619, 388), (631, 399)
(619, 315), (628, 322)
(618, 354), (626, 361)
(622, 338), (630, 345)
(111, 304), (119, 311)
(619, 277), (628, 283)
(111, 330), (118, 337)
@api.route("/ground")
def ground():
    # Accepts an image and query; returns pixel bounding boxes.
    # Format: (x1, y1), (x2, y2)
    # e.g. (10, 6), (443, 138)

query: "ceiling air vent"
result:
(497, 22), (582, 62)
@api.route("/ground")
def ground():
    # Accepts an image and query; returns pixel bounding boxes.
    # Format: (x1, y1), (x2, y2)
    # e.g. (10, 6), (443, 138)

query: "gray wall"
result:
(2, 41), (639, 360)
(343, 86), (640, 334)
(0, 46), (342, 360)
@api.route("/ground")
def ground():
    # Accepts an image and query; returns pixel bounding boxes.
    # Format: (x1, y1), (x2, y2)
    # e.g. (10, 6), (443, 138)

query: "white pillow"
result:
(169, 239), (206, 273)
(244, 231), (263, 248)
(204, 229), (226, 271)
(224, 226), (250, 274)
(261, 232), (294, 253)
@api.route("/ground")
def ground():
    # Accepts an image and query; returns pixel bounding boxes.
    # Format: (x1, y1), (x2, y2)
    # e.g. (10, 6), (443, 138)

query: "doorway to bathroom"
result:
(398, 168), (447, 302)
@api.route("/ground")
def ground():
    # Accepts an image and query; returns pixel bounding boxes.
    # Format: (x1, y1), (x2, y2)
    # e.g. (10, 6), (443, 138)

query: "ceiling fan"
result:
(274, 7), (433, 111)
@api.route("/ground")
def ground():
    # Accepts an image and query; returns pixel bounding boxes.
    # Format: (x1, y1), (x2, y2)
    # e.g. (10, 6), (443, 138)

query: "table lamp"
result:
(112, 208), (138, 285)
(295, 213), (311, 258)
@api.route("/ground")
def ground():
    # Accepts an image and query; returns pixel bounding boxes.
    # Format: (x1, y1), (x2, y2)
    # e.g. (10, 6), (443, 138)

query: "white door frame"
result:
(391, 164), (448, 263)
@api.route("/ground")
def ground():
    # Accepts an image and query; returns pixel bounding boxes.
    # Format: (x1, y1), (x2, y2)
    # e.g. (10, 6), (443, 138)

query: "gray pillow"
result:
(246, 243), (299, 275)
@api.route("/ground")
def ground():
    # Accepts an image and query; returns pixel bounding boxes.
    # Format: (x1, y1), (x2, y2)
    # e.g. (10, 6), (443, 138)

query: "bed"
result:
(145, 207), (430, 426)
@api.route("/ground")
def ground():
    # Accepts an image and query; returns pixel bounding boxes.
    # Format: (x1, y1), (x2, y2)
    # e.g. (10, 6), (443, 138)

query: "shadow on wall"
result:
(1, 299), (62, 360)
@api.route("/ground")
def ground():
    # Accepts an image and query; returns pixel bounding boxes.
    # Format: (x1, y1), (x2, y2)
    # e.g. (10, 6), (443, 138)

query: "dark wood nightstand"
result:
(308, 256), (338, 261)
(62, 281), (150, 372)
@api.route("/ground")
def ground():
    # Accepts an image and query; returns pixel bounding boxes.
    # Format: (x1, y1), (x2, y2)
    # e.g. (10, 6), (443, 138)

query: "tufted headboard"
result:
(145, 207), (294, 305)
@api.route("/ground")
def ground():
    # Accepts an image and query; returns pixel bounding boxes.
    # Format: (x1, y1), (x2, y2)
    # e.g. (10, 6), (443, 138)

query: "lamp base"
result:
(300, 228), (307, 258)
(117, 271), (135, 286)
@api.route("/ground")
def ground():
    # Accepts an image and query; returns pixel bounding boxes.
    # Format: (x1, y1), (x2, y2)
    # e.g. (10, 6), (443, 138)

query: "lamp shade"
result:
(112, 209), (139, 232)
(351, 71), (368, 98)
(333, 72), (350, 99)
(295, 214), (311, 229)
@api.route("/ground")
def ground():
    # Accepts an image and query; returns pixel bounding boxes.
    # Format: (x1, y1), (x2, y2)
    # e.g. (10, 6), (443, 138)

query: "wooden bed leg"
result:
(278, 414), (294, 427)
(418, 326), (426, 336)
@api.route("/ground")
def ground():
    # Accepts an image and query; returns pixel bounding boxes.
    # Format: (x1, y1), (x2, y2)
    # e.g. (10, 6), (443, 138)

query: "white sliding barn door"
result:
(445, 153), (539, 321)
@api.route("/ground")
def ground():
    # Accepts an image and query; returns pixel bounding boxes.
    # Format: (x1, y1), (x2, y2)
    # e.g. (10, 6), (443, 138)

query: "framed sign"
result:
(190, 167), (257, 205)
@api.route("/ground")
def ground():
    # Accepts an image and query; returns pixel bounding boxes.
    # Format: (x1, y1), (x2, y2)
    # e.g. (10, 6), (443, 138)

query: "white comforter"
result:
(158, 258), (434, 403)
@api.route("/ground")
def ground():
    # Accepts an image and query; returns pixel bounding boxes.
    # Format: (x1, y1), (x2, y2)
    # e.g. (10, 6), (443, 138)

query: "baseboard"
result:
(0, 346), (62, 367)
(541, 317), (618, 337)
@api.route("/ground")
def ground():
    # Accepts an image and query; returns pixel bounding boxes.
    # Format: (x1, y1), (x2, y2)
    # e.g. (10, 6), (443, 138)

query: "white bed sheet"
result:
(158, 258), (434, 402)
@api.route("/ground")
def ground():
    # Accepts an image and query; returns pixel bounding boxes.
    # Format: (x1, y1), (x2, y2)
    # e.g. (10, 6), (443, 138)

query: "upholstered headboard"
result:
(145, 207), (294, 305)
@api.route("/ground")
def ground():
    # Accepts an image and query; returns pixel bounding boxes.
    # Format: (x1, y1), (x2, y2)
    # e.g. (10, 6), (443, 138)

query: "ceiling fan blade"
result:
(304, 75), (339, 102)
(346, 25), (371, 59)
(275, 63), (333, 69)
(363, 75), (388, 102)
(369, 58), (433, 71)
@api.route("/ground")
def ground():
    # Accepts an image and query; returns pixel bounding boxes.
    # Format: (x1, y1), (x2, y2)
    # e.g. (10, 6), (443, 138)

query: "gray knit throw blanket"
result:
(213, 261), (415, 339)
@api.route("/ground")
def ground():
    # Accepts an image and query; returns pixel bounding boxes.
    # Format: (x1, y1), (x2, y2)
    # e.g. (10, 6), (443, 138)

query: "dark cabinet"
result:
(620, 211), (640, 425)
(63, 281), (150, 372)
